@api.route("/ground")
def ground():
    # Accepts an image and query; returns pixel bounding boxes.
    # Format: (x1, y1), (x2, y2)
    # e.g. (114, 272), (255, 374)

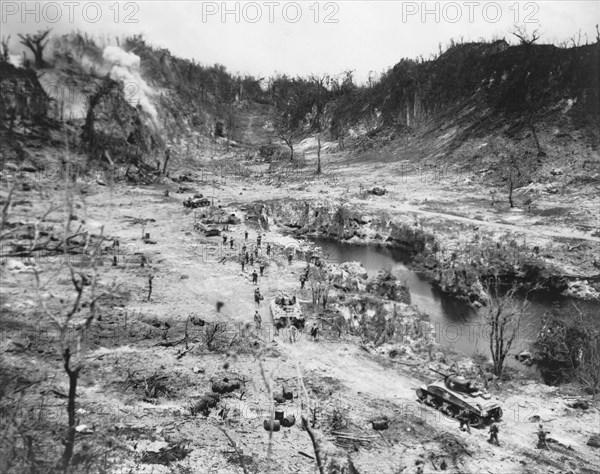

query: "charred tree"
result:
(18, 29), (51, 68)
(81, 76), (118, 152)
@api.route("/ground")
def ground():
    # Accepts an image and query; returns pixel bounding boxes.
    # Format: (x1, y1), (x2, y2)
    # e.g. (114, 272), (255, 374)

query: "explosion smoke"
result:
(102, 45), (159, 128)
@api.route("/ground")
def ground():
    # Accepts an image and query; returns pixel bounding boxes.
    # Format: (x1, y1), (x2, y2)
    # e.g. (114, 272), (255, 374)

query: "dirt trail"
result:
(385, 201), (600, 243)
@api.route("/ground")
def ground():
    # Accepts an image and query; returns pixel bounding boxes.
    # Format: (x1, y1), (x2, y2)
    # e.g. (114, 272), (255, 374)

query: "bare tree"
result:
(476, 280), (535, 377)
(308, 264), (335, 310)
(0, 35), (10, 63)
(32, 181), (111, 471)
(82, 76), (118, 151)
(307, 74), (329, 175)
(162, 147), (171, 175)
(510, 25), (541, 45)
(527, 111), (545, 158)
(491, 139), (539, 208)
(316, 134), (322, 175)
(18, 29), (51, 68)
(271, 113), (295, 161)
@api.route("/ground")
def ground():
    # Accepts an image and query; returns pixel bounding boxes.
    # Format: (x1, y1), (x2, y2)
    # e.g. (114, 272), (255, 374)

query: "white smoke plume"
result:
(102, 46), (159, 128)
(8, 54), (23, 68)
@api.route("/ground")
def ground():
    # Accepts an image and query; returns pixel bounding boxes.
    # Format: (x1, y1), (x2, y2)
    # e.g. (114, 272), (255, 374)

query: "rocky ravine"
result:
(250, 197), (600, 304)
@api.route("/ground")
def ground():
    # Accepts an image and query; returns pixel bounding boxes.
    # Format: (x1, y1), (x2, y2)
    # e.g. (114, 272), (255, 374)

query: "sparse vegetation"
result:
(1, 22), (599, 474)
(534, 304), (600, 393)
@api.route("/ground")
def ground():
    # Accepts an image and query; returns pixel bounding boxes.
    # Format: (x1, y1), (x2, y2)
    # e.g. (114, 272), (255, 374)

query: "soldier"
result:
(266, 243), (271, 256)
(222, 234), (227, 245)
(287, 253), (293, 265)
(245, 251), (249, 263)
(300, 275), (306, 289)
(536, 424), (549, 449)
(241, 258), (245, 272)
(245, 230), (248, 241)
(254, 288), (262, 305)
(458, 410), (471, 434)
(254, 311), (261, 330)
(254, 247), (259, 258)
(250, 254), (254, 266)
(290, 325), (298, 343)
(229, 238), (234, 249)
(259, 263), (265, 276)
(310, 325), (319, 342)
(242, 244), (247, 254)
(257, 235), (262, 247)
(252, 270), (258, 284)
(488, 424), (499, 446)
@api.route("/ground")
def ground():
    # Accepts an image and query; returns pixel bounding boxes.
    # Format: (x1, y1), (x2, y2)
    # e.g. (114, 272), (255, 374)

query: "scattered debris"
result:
(140, 443), (191, 466)
(370, 187), (386, 196)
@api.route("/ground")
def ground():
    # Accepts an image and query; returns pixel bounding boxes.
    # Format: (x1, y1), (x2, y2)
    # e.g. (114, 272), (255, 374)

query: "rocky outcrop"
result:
(259, 199), (435, 254)
(563, 279), (600, 300)
(331, 262), (368, 293)
(366, 270), (411, 304)
(334, 295), (433, 350)
(0, 63), (48, 125)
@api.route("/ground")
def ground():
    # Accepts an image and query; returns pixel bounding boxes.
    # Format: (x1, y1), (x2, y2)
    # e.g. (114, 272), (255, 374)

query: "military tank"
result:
(270, 293), (305, 330)
(416, 368), (503, 426)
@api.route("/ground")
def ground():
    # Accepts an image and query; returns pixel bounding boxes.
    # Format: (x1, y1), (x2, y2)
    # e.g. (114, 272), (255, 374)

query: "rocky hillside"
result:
(0, 32), (258, 178)
(328, 40), (599, 146)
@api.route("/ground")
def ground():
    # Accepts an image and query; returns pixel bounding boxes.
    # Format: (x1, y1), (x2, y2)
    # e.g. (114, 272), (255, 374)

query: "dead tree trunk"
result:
(162, 149), (171, 175)
(316, 135), (322, 175)
(61, 348), (81, 471)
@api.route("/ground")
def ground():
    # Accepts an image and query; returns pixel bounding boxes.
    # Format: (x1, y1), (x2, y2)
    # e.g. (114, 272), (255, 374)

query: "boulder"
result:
(587, 434), (600, 448)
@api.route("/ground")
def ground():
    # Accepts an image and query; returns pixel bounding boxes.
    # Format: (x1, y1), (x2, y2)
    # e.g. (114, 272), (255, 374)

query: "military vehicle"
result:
(270, 293), (305, 330)
(416, 368), (503, 426)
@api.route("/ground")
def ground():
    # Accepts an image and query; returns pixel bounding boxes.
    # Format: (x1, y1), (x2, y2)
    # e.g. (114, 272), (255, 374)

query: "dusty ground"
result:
(1, 139), (599, 474)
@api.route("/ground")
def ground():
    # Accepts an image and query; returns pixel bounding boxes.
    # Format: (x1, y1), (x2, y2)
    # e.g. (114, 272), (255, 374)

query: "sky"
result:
(2, 1), (599, 82)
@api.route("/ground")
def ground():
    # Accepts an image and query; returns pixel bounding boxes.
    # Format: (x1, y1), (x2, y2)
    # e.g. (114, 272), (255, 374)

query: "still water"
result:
(312, 239), (599, 364)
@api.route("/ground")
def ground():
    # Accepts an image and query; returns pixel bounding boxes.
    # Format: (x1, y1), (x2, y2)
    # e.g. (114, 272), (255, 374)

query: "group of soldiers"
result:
(457, 413), (550, 450)
(223, 227), (320, 345)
